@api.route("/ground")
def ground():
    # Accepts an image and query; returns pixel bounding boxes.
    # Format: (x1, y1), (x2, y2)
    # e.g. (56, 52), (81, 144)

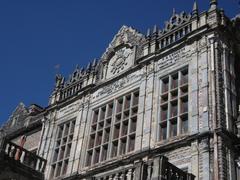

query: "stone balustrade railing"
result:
(3, 140), (47, 173)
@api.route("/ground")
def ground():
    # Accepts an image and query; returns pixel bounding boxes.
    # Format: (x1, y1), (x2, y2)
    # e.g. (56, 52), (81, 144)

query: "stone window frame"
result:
(85, 89), (139, 167)
(157, 67), (189, 141)
(50, 118), (76, 179)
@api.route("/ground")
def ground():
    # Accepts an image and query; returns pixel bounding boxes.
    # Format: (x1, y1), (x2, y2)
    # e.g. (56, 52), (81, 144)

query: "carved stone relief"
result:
(157, 46), (191, 71)
(93, 70), (144, 100)
(106, 47), (133, 79)
(110, 48), (132, 74)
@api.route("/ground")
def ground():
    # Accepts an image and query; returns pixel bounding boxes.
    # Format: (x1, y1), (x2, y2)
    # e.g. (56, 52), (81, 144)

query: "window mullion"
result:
(167, 75), (171, 139)
(109, 99), (117, 158)
(177, 71), (181, 135)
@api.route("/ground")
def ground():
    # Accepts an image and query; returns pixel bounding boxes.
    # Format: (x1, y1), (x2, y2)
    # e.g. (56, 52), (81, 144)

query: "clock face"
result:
(110, 47), (132, 75)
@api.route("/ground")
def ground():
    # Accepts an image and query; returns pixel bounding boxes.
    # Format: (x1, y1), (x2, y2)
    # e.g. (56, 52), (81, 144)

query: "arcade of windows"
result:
(50, 119), (76, 178)
(159, 68), (189, 141)
(86, 90), (139, 167)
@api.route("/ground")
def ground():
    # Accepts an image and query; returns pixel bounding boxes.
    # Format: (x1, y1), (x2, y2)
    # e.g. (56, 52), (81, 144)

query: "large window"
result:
(50, 119), (76, 179)
(159, 68), (188, 141)
(86, 90), (139, 167)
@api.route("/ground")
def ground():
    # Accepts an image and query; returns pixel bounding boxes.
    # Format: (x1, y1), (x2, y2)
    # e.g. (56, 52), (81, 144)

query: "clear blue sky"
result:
(0, 0), (239, 125)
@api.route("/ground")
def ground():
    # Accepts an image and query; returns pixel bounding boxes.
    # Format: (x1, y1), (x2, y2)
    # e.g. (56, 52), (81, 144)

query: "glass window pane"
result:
(170, 119), (177, 137)
(160, 123), (167, 140)
(162, 78), (169, 93)
(181, 115), (188, 134)
(171, 74), (178, 89)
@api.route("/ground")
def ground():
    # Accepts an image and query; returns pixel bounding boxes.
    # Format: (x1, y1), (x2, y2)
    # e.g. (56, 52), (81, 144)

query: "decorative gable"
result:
(5, 102), (29, 130)
(100, 25), (145, 80)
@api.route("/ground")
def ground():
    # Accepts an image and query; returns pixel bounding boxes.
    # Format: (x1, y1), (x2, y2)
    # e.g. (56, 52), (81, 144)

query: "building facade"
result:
(1, 0), (240, 179)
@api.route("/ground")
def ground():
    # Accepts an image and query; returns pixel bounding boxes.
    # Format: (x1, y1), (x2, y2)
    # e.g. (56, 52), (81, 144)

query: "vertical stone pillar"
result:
(198, 37), (210, 133)
(151, 156), (168, 180)
(43, 111), (57, 179)
(189, 40), (199, 134)
(190, 141), (199, 179)
(135, 67), (146, 152)
(134, 161), (147, 180)
(142, 61), (155, 151)
(68, 102), (84, 174)
(78, 97), (91, 170)
(199, 138), (210, 180)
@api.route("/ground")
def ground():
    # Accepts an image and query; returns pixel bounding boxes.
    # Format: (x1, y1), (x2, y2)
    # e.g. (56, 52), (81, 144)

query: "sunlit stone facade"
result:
(2, 1), (240, 180)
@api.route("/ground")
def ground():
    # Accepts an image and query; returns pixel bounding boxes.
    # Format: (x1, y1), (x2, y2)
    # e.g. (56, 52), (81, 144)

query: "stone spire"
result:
(147, 28), (151, 37)
(192, 1), (198, 17)
(172, 8), (176, 16)
(210, 0), (217, 10)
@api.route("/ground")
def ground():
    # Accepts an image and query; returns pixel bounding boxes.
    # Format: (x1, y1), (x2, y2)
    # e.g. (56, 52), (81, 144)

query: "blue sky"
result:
(0, 0), (239, 125)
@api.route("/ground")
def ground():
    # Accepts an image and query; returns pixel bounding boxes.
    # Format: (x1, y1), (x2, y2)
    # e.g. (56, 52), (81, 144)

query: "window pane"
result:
(93, 110), (99, 123)
(50, 165), (56, 179)
(116, 99), (123, 113)
(128, 135), (135, 152)
(96, 131), (103, 146)
(171, 74), (178, 89)
(58, 126), (63, 139)
(171, 89), (178, 100)
(119, 138), (127, 155)
(132, 91), (139, 106)
(170, 101), (178, 117)
(125, 95), (131, 109)
(170, 119), (177, 137)
(94, 148), (100, 164)
(181, 115), (188, 134)
(181, 69), (188, 85)
(86, 151), (92, 166)
(181, 97), (188, 113)
(62, 160), (68, 175)
(162, 78), (169, 93)
(101, 145), (108, 161)
(121, 120), (128, 136)
(100, 107), (106, 120)
(111, 141), (118, 157)
(64, 123), (70, 136)
(89, 134), (95, 149)
(130, 117), (137, 133)
(103, 128), (110, 143)
(160, 123), (167, 140)
(107, 103), (113, 117)
(161, 105), (168, 121)
(113, 124), (120, 139)
(161, 94), (168, 104)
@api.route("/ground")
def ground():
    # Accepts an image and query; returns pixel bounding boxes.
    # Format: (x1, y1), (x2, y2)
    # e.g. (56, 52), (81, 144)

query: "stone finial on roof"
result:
(210, 0), (217, 10)
(153, 25), (158, 34)
(147, 28), (151, 37)
(192, 1), (198, 17)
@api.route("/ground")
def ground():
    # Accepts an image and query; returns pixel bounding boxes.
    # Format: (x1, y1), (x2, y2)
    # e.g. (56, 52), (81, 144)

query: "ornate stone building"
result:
(1, 0), (240, 179)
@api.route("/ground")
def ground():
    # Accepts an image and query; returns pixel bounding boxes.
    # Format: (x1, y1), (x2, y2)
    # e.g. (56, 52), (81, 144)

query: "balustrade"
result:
(2, 141), (46, 173)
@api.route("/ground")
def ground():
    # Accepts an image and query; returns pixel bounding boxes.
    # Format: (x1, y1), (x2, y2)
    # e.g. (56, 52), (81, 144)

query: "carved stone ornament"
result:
(110, 48), (132, 74)
(101, 25), (145, 61)
(162, 9), (191, 34)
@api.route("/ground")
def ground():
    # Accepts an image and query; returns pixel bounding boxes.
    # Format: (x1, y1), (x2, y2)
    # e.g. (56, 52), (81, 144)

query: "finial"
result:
(147, 28), (151, 37)
(92, 58), (97, 67)
(192, 1), (198, 17)
(153, 25), (158, 34)
(87, 62), (91, 70)
(75, 64), (79, 70)
(210, 0), (217, 10)
(172, 8), (176, 16)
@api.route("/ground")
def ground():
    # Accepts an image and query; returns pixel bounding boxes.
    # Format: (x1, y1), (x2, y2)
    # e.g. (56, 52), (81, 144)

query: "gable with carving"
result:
(100, 25), (145, 80)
